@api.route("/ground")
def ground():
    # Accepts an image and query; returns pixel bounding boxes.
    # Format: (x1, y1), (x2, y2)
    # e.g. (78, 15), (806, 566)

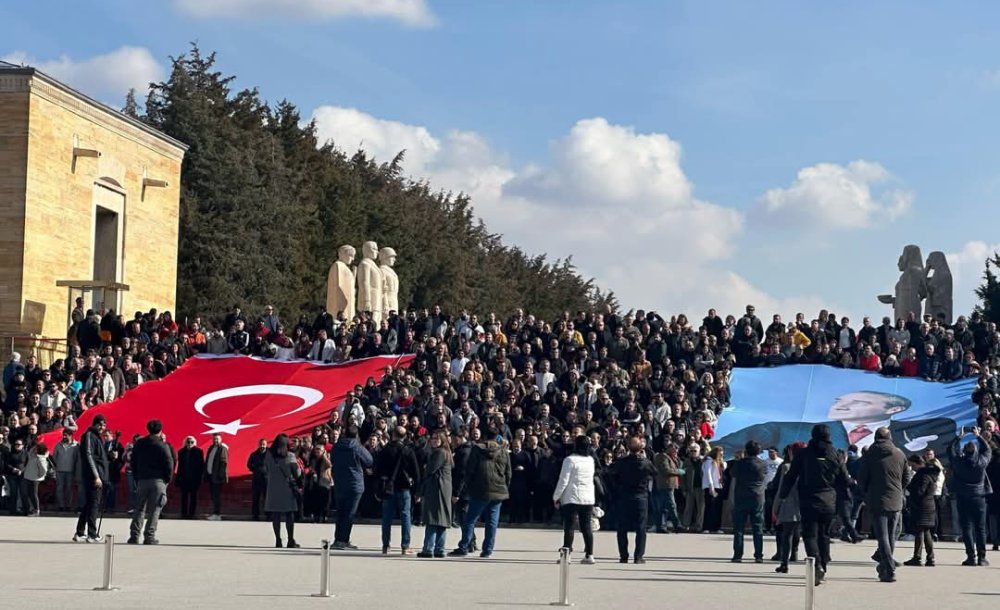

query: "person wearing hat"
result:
(778, 424), (850, 585)
(73, 415), (109, 542)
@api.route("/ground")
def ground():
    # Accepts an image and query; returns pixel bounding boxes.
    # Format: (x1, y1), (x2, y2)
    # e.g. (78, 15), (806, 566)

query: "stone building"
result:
(0, 60), (186, 362)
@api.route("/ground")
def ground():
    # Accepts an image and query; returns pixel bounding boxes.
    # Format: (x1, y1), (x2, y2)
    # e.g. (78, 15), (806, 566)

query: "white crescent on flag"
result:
(193, 384), (325, 419)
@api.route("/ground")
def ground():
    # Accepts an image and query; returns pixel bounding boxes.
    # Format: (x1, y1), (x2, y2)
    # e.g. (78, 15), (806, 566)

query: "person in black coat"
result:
(246, 439), (268, 521)
(610, 436), (657, 564)
(904, 455), (939, 566)
(857, 429), (909, 583)
(949, 428), (992, 566)
(729, 440), (768, 563)
(779, 424), (849, 584)
(175, 436), (205, 519)
(74, 415), (109, 541)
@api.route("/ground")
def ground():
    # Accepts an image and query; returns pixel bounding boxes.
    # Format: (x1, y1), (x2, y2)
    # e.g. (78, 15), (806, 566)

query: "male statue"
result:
(379, 247), (399, 321)
(877, 244), (926, 322)
(356, 241), (384, 321)
(326, 245), (356, 321)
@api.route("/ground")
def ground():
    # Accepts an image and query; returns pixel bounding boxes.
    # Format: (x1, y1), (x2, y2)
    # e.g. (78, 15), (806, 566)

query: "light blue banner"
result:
(713, 365), (976, 457)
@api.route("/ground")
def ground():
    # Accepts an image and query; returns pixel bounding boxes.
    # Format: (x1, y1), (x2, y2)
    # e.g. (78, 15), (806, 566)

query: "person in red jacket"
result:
(900, 347), (919, 377)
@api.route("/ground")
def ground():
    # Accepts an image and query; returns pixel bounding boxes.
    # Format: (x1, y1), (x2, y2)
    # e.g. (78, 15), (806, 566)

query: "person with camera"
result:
(376, 426), (421, 555)
(950, 426), (992, 566)
(128, 419), (175, 545)
(73, 415), (109, 542)
(611, 435), (657, 564)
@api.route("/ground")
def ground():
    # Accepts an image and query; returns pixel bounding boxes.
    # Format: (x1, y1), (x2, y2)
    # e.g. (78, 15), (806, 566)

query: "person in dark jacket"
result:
(127, 419), (175, 545)
(730, 440), (768, 563)
(610, 436), (657, 564)
(949, 427), (992, 566)
(903, 454), (939, 567)
(265, 433), (301, 548)
(418, 429), (453, 558)
(450, 428), (477, 551)
(376, 426), (421, 555)
(5, 438), (27, 515)
(331, 425), (374, 549)
(73, 415), (109, 542)
(175, 436), (205, 519)
(857, 428), (909, 582)
(449, 436), (512, 559)
(779, 424), (849, 584)
(246, 439), (268, 521)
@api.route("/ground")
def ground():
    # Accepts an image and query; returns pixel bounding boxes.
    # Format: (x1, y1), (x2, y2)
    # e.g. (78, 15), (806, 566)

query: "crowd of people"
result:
(2, 300), (1000, 581)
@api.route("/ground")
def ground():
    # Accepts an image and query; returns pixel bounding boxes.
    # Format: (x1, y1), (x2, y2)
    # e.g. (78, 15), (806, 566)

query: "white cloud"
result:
(174, 0), (436, 26)
(2, 47), (163, 104)
(309, 106), (863, 319)
(757, 160), (913, 229)
(946, 240), (999, 316)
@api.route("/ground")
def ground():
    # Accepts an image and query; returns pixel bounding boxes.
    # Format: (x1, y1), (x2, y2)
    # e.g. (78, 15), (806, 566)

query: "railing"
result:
(0, 335), (70, 368)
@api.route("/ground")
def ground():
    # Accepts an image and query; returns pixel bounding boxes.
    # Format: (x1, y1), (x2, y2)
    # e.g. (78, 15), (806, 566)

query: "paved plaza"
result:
(2, 516), (999, 609)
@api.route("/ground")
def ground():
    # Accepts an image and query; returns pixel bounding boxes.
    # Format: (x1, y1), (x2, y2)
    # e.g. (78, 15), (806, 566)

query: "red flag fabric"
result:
(40, 354), (413, 477)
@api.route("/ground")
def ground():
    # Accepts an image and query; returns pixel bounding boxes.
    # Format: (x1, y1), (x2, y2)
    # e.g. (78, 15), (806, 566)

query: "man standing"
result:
(949, 427), (992, 566)
(128, 420), (175, 545)
(52, 430), (78, 511)
(247, 439), (268, 521)
(204, 434), (228, 520)
(857, 427), (908, 582)
(611, 436), (657, 564)
(779, 424), (849, 585)
(652, 441), (683, 533)
(331, 425), (374, 549)
(681, 444), (705, 533)
(730, 441), (768, 563)
(74, 415), (109, 542)
(376, 426), (421, 555)
(450, 432), (512, 559)
(761, 446), (783, 533)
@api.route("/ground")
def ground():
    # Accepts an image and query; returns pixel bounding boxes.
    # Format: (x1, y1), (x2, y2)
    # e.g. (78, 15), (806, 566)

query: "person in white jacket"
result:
(553, 436), (597, 564)
(22, 442), (51, 516)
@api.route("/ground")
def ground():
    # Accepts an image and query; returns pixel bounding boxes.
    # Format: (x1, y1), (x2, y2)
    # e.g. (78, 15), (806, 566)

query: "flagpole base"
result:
(93, 587), (120, 592)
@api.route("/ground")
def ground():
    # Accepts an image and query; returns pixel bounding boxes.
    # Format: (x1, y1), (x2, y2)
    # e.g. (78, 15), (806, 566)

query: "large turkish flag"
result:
(41, 354), (413, 477)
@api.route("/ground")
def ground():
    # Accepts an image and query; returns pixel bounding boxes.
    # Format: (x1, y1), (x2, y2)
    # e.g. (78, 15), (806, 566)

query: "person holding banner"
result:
(949, 427), (991, 566)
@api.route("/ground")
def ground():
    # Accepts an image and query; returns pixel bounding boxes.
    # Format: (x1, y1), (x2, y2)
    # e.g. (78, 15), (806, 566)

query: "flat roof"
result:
(0, 61), (188, 152)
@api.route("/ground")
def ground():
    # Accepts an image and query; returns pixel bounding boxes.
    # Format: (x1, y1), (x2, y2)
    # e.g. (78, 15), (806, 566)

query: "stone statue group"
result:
(326, 241), (399, 322)
(877, 244), (953, 324)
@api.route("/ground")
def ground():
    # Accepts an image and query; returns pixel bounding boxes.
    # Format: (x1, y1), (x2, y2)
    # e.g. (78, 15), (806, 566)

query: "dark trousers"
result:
(732, 505), (764, 560)
(703, 489), (724, 532)
(209, 481), (223, 515)
(334, 488), (362, 544)
(932, 495), (945, 538)
(838, 495), (860, 540)
(180, 487), (198, 518)
(8, 475), (22, 514)
(103, 481), (118, 512)
(272, 511), (296, 542)
(21, 480), (40, 515)
(912, 527), (935, 561)
(871, 510), (899, 578)
(800, 506), (834, 572)
(616, 495), (648, 560)
(651, 488), (682, 532)
(776, 521), (801, 566)
(251, 476), (266, 519)
(75, 483), (102, 538)
(561, 503), (594, 556)
(957, 496), (988, 560)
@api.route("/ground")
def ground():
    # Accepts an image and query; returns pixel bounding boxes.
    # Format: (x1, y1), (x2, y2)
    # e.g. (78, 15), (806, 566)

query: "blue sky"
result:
(7, 0), (1000, 323)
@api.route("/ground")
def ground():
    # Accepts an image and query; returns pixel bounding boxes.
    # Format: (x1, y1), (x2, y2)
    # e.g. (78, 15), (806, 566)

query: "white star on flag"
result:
(202, 419), (258, 436)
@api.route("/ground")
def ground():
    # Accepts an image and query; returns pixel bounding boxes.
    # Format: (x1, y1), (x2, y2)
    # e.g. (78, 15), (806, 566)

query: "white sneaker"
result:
(581, 555), (596, 565)
(208, 514), (221, 521)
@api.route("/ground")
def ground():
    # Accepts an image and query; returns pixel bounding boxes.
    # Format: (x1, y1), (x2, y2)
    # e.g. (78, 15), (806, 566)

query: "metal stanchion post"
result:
(94, 534), (120, 591)
(312, 539), (334, 598)
(804, 556), (815, 610)
(550, 547), (573, 607)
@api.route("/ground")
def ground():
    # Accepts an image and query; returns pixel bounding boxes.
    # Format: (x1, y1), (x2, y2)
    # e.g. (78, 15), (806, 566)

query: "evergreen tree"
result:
(976, 252), (1000, 325)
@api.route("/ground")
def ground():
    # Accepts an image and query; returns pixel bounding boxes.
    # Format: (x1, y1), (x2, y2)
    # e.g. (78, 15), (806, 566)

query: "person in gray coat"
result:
(772, 442), (805, 573)
(265, 434), (302, 548)
(418, 429), (453, 558)
(857, 427), (909, 583)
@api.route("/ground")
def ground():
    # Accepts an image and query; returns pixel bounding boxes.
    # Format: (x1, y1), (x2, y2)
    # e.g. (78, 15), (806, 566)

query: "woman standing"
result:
(702, 447), (726, 534)
(175, 436), (205, 519)
(265, 433), (302, 548)
(305, 445), (333, 523)
(773, 443), (804, 573)
(417, 429), (452, 558)
(22, 441), (50, 516)
(904, 454), (938, 566)
(553, 435), (597, 564)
